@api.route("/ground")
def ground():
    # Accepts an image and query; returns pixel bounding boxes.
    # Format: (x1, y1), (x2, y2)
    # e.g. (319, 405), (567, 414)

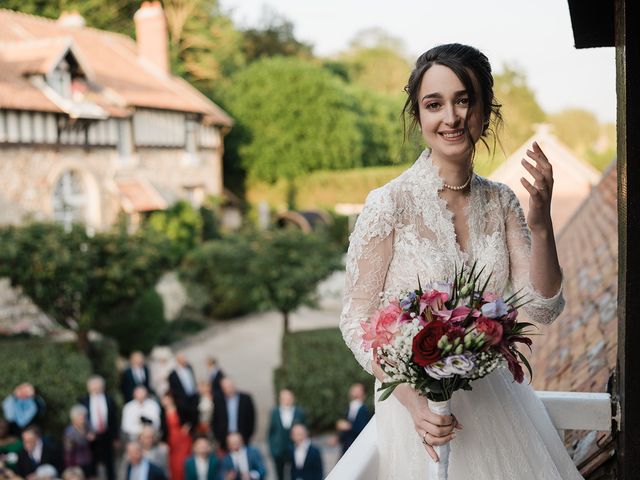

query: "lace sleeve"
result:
(503, 187), (565, 325)
(340, 187), (396, 374)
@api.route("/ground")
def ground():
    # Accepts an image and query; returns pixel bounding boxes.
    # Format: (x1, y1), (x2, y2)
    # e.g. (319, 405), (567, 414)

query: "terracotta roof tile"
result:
(528, 160), (617, 476)
(116, 177), (168, 213)
(0, 9), (233, 126)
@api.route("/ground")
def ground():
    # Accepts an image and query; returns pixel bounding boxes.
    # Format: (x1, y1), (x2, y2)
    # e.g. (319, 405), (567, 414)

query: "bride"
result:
(339, 43), (584, 479)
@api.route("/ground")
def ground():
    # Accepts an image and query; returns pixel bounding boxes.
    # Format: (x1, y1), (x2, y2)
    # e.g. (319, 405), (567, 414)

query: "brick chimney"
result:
(134, 1), (169, 75)
(57, 11), (86, 28)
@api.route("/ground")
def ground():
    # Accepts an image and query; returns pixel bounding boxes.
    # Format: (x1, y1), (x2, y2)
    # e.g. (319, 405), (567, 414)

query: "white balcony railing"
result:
(326, 391), (612, 480)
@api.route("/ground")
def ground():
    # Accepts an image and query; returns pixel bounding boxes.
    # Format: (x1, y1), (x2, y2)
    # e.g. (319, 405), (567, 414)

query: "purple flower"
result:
(424, 361), (454, 380)
(400, 292), (417, 310)
(444, 354), (475, 375)
(481, 298), (509, 319)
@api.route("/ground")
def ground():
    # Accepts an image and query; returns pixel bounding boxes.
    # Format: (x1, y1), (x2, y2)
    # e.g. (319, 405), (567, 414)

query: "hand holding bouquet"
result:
(361, 263), (536, 479)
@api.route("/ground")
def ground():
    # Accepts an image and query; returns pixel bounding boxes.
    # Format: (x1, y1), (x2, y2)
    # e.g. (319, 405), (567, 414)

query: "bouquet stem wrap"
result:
(427, 398), (451, 480)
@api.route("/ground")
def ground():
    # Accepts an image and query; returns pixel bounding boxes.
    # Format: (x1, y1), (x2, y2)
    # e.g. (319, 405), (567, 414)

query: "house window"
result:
(53, 170), (86, 230)
(117, 119), (134, 164)
(184, 117), (199, 165)
(47, 59), (72, 98)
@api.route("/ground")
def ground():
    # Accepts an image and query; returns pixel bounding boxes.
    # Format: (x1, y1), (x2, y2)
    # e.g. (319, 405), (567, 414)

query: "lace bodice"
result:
(340, 148), (565, 374)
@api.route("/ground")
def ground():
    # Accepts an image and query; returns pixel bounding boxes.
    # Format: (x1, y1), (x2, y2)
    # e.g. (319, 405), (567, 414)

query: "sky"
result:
(221, 0), (617, 124)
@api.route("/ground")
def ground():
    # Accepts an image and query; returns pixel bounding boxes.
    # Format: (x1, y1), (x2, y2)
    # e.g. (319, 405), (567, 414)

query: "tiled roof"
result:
(529, 160), (617, 476)
(0, 9), (233, 126)
(116, 177), (168, 213)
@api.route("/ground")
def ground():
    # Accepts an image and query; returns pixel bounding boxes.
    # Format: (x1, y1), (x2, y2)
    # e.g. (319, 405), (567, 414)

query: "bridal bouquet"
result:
(361, 263), (536, 479)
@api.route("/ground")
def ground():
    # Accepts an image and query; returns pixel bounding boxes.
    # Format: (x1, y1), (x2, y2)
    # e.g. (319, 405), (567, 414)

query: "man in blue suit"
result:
(184, 435), (221, 480)
(290, 424), (323, 480)
(268, 388), (306, 480)
(221, 433), (266, 480)
(336, 382), (371, 455)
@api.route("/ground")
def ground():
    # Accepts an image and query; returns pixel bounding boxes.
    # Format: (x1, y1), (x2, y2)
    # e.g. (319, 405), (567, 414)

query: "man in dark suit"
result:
(268, 388), (306, 480)
(168, 353), (200, 428)
(336, 382), (372, 454)
(13, 426), (63, 478)
(184, 435), (221, 480)
(220, 433), (266, 480)
(124, 441), (166, 480)
(206, 356), (225, 399)
(79, 375), (119, 480)
(212, 378), (255, 451)
(121, 351), (154, 403)
(290, 424), (323, 480)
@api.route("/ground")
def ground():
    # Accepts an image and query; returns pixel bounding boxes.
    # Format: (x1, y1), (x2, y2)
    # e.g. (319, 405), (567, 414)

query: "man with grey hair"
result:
(79, 375), (118, 480)
(124, 441), (166, 480)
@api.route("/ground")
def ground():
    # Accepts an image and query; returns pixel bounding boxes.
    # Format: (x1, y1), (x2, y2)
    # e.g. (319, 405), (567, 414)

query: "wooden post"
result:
(615, 0), (640, 477)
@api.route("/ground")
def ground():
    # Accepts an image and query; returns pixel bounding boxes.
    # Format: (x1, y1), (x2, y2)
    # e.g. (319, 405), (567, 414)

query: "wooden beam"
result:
(615, 0), (640, 477)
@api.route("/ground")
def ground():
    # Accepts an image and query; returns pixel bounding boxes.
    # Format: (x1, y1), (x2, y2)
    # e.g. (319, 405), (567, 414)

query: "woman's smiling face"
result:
(417, 64), (484, 163)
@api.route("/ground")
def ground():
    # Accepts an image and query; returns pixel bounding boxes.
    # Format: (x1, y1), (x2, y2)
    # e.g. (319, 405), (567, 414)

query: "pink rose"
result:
(475, 316), (504, 346)
(361, 303), (402, 351)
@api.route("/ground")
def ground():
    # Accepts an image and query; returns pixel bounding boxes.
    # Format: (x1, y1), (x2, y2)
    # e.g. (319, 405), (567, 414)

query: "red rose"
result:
(412, 320), (447, 367)
(476, 316), (504, 346)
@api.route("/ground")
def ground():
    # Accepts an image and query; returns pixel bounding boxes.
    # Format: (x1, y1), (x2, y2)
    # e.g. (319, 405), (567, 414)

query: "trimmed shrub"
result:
(95, 289), (167, 356)
(0, 340), (92, 436)
(180, 234), (258, 319)
(88, 337), (121, 397)
(274, 328), (374, 433)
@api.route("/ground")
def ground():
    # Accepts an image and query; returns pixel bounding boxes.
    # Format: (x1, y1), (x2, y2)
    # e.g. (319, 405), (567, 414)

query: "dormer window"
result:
(45, 52), (86, 100)
(47, 58), (72, 98)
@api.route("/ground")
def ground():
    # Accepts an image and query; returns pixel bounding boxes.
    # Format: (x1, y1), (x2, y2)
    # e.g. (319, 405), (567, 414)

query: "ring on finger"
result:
(422, 434), (431, 447)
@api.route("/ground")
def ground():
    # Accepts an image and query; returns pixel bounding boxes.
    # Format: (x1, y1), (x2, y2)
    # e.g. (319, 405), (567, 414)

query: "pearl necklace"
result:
(443, 173), (473, 191)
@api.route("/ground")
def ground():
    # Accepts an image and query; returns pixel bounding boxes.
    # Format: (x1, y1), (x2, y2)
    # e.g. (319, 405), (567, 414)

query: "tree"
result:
(179, 233), (258, 319)
(1, 0), (140, 36)
(0, 223), (173, 354)
(250, 228), (343, 333)
(337, 28), (412, 96)
(493, 65), (546, 152)
(145, 200), (203, 260)
(165, 0), (245, 98)
(222, 57), (364, 208)
(548, 108), (600, 156)
(348, 86), (422, 166)
(241, 7), (313, 63)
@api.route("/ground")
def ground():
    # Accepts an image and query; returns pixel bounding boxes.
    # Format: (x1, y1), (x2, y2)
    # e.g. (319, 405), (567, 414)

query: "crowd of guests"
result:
(0, 350), (372, 480)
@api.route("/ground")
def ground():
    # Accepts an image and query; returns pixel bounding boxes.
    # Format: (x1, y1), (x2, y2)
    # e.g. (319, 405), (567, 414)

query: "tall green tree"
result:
(548, 108), (600, 155)
(165, 0), (245, 98)
(222, 57), (364, 208)
(241, 7), (313, 63)
(337, 28), (412, 96)
(0, 223), (173, 353)
(349, 86), (422, 166)
(493, 65), (546, 152)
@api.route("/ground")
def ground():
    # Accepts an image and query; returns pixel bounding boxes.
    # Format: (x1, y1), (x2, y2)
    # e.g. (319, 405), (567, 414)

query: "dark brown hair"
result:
(402, 43), (503, 159)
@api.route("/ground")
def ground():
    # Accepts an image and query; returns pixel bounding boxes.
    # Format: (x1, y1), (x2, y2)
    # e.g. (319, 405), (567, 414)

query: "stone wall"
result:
(0, 144), (223, 229)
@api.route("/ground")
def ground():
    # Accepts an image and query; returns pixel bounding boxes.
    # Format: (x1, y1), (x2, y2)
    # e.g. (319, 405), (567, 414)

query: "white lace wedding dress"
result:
(339, 148), (584, 479)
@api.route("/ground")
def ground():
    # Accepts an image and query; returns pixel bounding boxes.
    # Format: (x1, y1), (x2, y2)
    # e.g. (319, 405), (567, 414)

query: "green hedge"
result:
(0, 339), (120, 437)
(274, 328), (374, 433)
